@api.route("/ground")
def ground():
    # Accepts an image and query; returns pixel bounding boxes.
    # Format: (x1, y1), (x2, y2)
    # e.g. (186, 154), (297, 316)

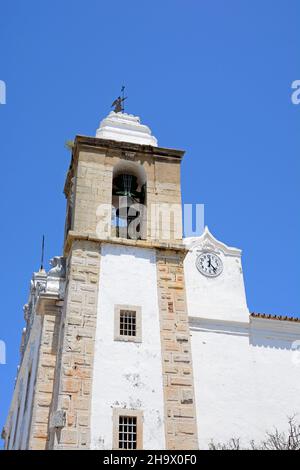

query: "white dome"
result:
(96, 111), (158, 146)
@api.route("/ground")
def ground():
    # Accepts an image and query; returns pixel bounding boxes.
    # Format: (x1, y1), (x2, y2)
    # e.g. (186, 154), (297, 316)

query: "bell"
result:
(113, 174), (138, 198)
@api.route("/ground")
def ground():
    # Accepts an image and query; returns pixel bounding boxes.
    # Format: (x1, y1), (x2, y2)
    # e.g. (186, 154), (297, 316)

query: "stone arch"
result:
(112, 160), (147, 240)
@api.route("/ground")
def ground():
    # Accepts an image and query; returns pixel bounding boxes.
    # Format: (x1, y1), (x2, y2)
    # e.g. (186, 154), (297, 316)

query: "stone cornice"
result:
(250, 315), (300, 336)
(189, 315), (300, 338)
(36, 293), (63, 316)
(74, 135), (185, 159)
(64, 230), (188, 257)
(189, 316), (250, 336)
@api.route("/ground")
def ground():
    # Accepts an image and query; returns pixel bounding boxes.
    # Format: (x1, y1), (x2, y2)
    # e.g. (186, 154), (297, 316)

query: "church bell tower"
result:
(8, 108), (198, 451)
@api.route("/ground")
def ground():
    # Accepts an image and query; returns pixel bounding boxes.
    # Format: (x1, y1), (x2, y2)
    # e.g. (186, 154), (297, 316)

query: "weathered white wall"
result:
(91, 243), (165, 450)
(190, 317), (300, 449)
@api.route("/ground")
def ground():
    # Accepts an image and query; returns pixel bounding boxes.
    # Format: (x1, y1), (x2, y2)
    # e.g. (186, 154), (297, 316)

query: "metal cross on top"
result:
(111, 86), (127, 113)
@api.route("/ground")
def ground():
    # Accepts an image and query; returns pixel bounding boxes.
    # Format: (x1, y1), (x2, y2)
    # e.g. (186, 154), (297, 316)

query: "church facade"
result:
(3, 112), (300, 450)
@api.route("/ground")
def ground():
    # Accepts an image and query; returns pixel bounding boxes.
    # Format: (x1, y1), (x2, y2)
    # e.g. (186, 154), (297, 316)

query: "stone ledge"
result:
(64, 231), (188, 256)
(74, 135), (185, 159)
(36, 293), (63, 316)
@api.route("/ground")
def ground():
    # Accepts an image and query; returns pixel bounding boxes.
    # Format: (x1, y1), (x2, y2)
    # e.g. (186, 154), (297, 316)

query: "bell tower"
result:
(49, 110), (198, 449)
(63, 111), (185, 245)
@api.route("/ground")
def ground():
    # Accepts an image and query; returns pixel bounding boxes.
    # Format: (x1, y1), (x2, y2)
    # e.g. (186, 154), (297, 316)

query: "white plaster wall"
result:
(91, 243), (165, 450)
(190, 318), (300, 449)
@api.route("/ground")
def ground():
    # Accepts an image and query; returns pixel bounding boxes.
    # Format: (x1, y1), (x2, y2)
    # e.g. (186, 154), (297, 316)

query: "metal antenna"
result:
(40, 235), (45, 270)
(121, 85), (125, 113)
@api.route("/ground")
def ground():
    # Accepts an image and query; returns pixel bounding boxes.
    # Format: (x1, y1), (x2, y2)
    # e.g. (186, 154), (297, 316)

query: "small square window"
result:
(114, 305), (142, 343)
(113, 409), (143, 450)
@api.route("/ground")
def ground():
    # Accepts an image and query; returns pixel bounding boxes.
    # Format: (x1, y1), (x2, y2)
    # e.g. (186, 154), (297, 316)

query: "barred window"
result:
(120, 310), (136, 337)
(113, 409), (143, 450)
(114, 305), (142, 343)
(118, 415), (137, 450)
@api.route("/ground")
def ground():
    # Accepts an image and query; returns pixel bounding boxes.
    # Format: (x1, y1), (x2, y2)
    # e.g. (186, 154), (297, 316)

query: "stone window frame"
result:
(112, 408), (143, 450)
(114, 305), (142, 343)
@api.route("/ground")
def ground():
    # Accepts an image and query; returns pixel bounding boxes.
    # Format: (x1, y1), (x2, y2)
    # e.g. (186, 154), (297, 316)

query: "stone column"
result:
(156, 249), (198, 450)
(50, 240), (101, 449)
(29, 302), (61, 450)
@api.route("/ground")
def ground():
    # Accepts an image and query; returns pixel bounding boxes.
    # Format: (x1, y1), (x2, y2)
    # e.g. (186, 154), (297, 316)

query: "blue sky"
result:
(0, 0), (299, 435)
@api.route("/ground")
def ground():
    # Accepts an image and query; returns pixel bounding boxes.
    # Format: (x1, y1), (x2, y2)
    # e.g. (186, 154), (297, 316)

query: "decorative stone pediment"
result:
(184, 226), (242, 257)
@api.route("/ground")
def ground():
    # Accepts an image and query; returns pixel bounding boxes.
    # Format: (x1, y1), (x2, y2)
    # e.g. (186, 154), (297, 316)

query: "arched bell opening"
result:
(112, 161), (147, 240)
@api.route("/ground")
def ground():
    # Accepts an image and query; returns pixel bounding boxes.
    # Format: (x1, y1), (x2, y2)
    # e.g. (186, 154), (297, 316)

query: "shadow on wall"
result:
(250, 330), (300, 351)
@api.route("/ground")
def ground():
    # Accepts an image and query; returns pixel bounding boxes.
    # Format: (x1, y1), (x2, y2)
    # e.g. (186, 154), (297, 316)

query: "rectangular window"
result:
(118, 415), (137, 449)
(113, 409), (143, 450)
(114, 305), (142, 343)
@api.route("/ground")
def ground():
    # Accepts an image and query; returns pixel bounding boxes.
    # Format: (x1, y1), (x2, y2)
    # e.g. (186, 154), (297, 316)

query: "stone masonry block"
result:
(60, 429), (78, 445)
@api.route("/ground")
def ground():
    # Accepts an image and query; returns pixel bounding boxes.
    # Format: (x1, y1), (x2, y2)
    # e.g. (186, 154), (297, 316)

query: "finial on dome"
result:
(111, 86), (127, 113)
(97, 87), (157, 145)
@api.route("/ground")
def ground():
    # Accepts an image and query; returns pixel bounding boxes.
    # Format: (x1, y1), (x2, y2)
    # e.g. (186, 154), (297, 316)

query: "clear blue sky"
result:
(0, 0), (299, 435)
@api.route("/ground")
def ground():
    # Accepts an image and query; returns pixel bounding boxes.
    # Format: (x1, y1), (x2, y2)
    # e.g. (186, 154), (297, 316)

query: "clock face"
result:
(196, 252), (223, 277)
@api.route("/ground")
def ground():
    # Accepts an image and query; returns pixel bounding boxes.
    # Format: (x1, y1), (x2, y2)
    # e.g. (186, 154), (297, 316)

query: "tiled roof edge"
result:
(250, 312), (300, 322)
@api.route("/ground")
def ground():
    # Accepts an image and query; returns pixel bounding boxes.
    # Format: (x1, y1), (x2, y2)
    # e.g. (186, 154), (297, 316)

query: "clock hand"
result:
(209, 258), (217, 271)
